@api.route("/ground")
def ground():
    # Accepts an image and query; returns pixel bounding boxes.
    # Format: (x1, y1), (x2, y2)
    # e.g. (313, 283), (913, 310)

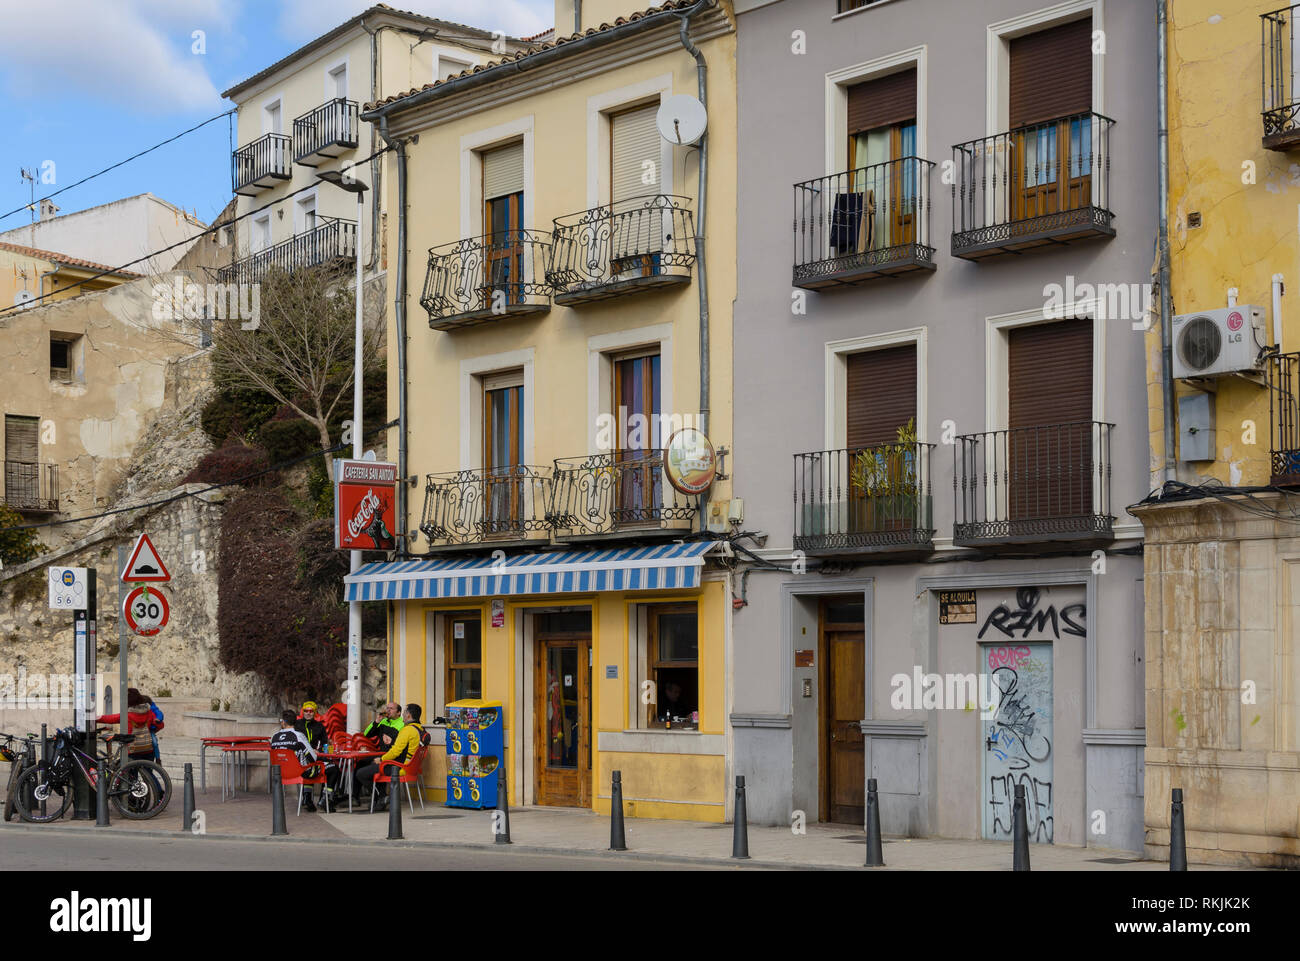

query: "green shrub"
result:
(0, 504), (45, 567)
(258, 416), (319, 464)
(200, 388), (279, 446)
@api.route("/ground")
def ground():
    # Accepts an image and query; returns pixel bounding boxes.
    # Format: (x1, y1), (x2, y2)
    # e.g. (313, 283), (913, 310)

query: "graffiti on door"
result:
(982, 641), (1053, 843)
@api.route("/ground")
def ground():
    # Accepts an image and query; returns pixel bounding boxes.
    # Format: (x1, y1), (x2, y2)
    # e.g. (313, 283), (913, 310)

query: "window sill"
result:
(832, 0), (905, 22)
(623, 727), (700, 735)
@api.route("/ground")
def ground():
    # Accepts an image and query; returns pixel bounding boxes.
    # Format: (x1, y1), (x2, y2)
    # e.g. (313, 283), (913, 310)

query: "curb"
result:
(0, 821), (835, 870)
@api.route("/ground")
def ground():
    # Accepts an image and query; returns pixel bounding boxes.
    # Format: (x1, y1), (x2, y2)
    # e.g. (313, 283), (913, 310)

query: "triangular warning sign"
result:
(122, 533), (170, 583)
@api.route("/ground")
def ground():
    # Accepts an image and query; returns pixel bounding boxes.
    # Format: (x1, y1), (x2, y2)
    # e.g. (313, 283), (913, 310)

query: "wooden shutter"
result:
(1009, 18), (1092, 128)
(483, 142), (524, 200)
(847, 67), (917, 136)
(612, 103), (661, 204)
(845, 344), (916, 450)
(4, 415), (39, 463)
(1007, 318), (1093, 522)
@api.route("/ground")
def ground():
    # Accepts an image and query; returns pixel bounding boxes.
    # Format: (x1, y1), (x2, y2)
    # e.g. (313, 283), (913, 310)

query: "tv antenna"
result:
(20, 168), (36, 226)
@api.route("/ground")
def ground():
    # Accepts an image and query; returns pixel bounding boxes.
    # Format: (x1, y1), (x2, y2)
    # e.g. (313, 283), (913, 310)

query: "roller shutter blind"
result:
(4, 415), (38, 463)
(1009, 18), (1092, 128)
(845, 344), (917, 450)
(483, 141), (524, 200)
(847, 67), (917, 136)
(612, 103), (661, 204)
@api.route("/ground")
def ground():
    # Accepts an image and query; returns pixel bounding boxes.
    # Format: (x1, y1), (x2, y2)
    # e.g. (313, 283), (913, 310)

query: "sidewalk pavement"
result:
(0, 782), (1260, 870)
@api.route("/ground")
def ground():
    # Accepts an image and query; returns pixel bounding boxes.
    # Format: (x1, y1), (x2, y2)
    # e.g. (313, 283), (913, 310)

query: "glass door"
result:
(613, 353), (662, 524)
(534, 632), (591, 807)
(483, 380), (523, 535)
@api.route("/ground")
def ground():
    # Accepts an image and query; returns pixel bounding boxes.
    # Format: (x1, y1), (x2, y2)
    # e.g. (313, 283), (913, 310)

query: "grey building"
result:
(730, 0), (1152, 853)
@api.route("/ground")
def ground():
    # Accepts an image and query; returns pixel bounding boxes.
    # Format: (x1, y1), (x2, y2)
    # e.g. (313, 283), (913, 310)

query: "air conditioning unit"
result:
(1171, 305), (1266, 379)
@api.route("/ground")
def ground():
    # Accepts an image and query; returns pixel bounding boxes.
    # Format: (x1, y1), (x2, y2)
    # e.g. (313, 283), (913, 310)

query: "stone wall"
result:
(1134, 493), (1300, 868)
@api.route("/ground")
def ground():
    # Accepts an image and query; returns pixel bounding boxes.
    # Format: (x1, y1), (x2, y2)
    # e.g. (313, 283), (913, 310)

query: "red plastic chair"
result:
(322, 703), (346, 741)
(354, 735), (378, 752)
(269, 748), (328, 815)
(331, 732), (353, 752)
(371, 745), (428, 813)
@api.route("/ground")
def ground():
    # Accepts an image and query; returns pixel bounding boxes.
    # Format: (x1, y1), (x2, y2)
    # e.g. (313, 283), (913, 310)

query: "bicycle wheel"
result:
(14, 765), (72, 823)
(108, 761), (172, 819)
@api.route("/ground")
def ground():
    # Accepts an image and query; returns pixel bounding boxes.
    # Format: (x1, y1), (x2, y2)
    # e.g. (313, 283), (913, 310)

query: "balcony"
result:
(421, 230), (553, 331)
(1267, 351), (1300, 483)
(547, 195), (696, 305)
(419, 466), (554, 548)
(1263, 6), (1300, 150)
(293, 98), (360, 166)
(793, 443), (935, 556)
(216, 218), (356, 285)
(232, 133), (291, 196)
(950, 112), (1114, 260)
(793, 158), (936, 289)
(3, 461), (58, 513)
(549, 451), (697, 540)
(953, 422), (1114, 548)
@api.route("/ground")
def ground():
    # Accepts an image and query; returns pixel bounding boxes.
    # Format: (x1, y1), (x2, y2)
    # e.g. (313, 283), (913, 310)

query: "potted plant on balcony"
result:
(848, 419), (926, 535)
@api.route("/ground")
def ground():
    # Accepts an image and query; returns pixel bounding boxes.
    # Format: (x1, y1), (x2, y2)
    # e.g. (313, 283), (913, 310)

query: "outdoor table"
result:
(220, 741), (271, 802)
(317, 750), (382, 813)
(200, 736), (275, 794)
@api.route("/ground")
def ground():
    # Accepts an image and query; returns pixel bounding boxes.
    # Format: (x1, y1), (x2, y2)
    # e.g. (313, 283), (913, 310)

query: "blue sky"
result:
(0, 0), (554, 243)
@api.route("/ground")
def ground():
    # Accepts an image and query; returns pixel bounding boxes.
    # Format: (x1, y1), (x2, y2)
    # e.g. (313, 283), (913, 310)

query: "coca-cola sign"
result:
(335, 459), (399, 551)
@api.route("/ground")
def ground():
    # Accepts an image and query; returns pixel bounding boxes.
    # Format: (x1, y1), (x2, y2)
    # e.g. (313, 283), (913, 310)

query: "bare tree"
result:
(208, 265), (382, 478)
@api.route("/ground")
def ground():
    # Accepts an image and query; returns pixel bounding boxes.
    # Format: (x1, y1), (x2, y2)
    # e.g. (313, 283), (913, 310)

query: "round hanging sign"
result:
(663, 428), (717, 495)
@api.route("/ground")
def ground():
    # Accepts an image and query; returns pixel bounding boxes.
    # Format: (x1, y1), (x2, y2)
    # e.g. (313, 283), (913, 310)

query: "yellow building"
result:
(0, 240), (138, 309)
(349, 0), (738, 821)
(1135, 0), (1300, 866)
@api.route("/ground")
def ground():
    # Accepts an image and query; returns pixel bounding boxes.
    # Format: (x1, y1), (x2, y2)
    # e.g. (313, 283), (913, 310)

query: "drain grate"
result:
(1089, 857), (1136, 864)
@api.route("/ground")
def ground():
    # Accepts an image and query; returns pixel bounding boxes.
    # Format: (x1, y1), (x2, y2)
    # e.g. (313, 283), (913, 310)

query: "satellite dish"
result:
(13, 290), (34, 309)
(657, 95), (707, 146)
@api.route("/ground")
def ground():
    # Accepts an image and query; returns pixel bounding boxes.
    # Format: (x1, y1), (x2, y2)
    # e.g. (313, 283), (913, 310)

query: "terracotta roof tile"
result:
(0, 240), (141, 278)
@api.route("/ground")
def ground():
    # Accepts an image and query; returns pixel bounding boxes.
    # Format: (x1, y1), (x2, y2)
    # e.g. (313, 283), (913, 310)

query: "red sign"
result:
(121, 532), (170, 583)
(123, 586), (170, 636)
(335, 459), (399, 551)
(1227, 311), (1244, 331)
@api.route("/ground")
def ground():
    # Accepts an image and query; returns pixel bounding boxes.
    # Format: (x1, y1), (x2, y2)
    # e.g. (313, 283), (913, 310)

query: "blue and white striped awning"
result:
(344, 541), (717, 602)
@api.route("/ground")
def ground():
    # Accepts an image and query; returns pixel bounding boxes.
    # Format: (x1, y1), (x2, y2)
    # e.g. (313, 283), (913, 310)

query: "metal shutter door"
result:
(483, 141), (524, 200)
(846, 67), (917, 136)
(846, 344), (917, 450)
(1009, 18), (1092, 128)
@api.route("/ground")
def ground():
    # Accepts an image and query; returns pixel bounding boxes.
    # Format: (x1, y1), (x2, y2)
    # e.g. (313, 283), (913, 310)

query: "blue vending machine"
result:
(444, 699), (502, 809)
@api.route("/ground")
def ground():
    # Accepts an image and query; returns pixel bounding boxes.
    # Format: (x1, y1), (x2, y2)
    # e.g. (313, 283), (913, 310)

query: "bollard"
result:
(94, 757), (110, 827)
(864, 777), (884, 867)
(269, 766), (288, 836)
(731, 776), (750, 860)
(1012, 783), (1030, 871)
(609, 770), (628, 851)
(495, 765), (511, 845)
(1169, 788), (1188, 872)
(182, 763), (195, 834)
(386, 766), (403, 840)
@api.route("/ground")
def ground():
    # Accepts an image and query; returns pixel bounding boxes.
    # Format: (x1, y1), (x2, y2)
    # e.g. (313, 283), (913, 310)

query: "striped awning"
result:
(343, 541), (717, 602)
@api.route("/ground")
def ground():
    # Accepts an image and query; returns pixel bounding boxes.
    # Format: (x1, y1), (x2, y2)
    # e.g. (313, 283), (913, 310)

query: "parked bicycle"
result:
(1, 732), (38, 823)
(12, 727), (172, 823)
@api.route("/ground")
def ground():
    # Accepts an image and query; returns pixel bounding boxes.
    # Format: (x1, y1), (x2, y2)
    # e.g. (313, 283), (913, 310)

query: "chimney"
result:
(38, 199), (60, 221)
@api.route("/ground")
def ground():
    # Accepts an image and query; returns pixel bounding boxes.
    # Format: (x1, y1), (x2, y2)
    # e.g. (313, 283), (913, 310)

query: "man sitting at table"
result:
(295, 701), (341, 812)
(361, 701), (405, 752)
(270, 710), (322, 812)
(355, 704), (428, 812)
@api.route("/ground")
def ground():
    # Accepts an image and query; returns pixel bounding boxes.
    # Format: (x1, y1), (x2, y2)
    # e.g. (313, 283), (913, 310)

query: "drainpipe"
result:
(676, 0), (712, 442)
(361, 18), (382, 272)
(378, 115), (410, 558)
(1157, 0), (1177, 486)
(575, 0), (582, 35)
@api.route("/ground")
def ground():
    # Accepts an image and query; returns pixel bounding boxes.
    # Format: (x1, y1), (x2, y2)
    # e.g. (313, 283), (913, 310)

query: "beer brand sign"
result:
(335, 459), (399, 551)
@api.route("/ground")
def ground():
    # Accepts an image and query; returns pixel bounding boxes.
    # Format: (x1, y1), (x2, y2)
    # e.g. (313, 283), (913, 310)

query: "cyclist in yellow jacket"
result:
(356, 704), (428, 811)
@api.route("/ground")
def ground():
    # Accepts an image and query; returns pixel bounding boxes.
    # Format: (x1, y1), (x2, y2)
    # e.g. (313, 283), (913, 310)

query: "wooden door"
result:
(534, 636), (591, 807)
(820, 602), (865, 824)
(484, 192), (523, 305)
(613, 353), (662, 524)
(483, 381), (523, 534)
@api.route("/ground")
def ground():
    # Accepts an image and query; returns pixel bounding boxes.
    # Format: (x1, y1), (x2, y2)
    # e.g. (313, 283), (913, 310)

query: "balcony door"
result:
(483, 373), (524, 536)
(844, 345), (917, 537)
(843, 67), (917, 255)
(613, 352), (662, 525)
(483, 142), (524, 306)
(1008, 17), (1092, 223)
(610, 102), (663, 277)
(1007, 318), (1093, 528)
(3, 414), (39, 510)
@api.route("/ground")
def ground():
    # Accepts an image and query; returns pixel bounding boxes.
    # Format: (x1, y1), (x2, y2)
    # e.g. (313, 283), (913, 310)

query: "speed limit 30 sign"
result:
(123, 586), (170, 636)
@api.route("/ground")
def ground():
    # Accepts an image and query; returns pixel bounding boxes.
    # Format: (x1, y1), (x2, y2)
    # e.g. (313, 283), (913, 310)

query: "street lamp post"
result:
(319, 170), (368, 735)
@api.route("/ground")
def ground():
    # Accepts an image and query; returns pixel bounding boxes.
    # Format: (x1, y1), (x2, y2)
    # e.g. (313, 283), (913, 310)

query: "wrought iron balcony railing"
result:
(419, 466), (554, 547)
(793, 443), (935, 554)
(793, 157), (935, 289)
(1263, 6), (1300, 149)
(421, 229), (553, 331)
(549, 450), (697, 538)
(1266, 351), (1300, 483)
(953, 422), (1114, 545)
(3, 461), (58, 513)
(293, 98), (360, 165)
(216, 218), (356, 285)
(547, 194), (696, 305)
(951, 112), (1114, 260)
(232, 132), (292, 195)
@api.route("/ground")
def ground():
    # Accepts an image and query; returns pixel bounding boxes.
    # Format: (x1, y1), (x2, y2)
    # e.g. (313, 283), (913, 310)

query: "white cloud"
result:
(0, 0), (223, 113)
(275, 0), (554, 42)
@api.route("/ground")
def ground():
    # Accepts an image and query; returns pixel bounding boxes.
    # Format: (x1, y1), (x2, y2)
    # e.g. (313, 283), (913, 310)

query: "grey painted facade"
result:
(731, 0), (1152, 852)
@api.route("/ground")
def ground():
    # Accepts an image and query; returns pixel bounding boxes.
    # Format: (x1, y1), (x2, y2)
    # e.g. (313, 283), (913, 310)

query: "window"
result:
(647, 605), (698, 729)
(4, 414), (41, 511)
(252, 213), (271, 253)
(49, 337), (71, 382)
(842, 67), (918, 254)
(613, 351), (662, 523)
(482, 142), (525, 302)
(610, 102), (664, 275)
(445, 614), (482, 703)
(483, 370), (524, 532)
(437, 54), (473, 82)
(845, 343), (918, 535)
(328, 63), (347, 99)
(263, 98), (282, 136)
(295, 194), (318, 234)
(837, 0), (894, 12)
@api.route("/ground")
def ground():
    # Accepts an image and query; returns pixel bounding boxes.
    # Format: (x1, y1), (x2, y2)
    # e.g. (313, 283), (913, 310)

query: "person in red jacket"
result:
(96, 688), (156, 761)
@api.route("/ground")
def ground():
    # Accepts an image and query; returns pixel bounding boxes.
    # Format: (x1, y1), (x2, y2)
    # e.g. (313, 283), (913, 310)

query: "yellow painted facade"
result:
(0, 244), (134, 309)
(368, 1), (738, 821)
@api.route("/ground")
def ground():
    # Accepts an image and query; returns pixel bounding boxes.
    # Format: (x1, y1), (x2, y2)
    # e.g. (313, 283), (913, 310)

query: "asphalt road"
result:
(0, 829), (754, 871)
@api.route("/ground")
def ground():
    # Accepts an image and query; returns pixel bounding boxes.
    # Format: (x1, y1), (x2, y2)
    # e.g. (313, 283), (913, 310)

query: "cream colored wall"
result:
(393, 32), (738, 538)
(0, 248), (54, 310)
